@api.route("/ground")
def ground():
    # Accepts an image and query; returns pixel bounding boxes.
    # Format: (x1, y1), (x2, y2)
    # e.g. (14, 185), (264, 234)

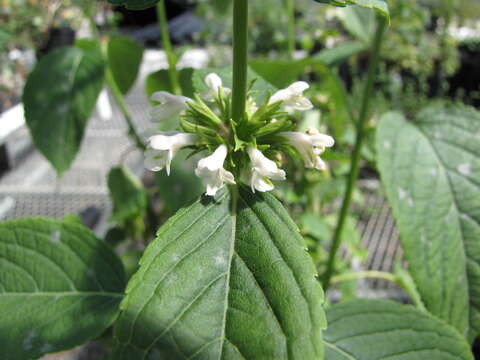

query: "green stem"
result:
(286, 0), (295, 60)
(231, 0), (249, 124)
(331, 271), (397, 284)
(156, 0), (182, 95)
(322, 16), (387, 291)
(85, 2), (145, 151)
(105, 69), (146, 150)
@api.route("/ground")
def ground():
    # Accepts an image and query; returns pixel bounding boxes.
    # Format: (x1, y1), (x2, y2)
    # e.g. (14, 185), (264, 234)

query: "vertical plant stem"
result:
(231, 0), (249, 124)
(286, 0), (295, 60)
(322, 16), (387, 290)
(156, 0), (182, 95)
(105, 70), (146, 150)
(85, 2), (145, 151)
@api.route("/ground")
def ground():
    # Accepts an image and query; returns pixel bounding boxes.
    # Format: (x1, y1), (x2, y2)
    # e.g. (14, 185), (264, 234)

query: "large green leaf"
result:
(112, 187), (326, 359)
(106, 0), (159, 10)
(376, 103), (480, 340)
(324, 299), (474, 360)
(23, 46), (105, 175)
(0, 217), (125, 360)
(108, 36), (144, 94)
(314, 0), (389, 19)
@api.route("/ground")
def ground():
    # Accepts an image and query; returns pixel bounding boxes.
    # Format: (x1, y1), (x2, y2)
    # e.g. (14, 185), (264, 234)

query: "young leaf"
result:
(106, 0), (160, 10)
(324, 299), (474, 360)
(0, 217), (125, 360)
(108, 36), (144, 94)
(145, 68), (195, 99)
(112, 187), (326, 359)
(108, 166), (148, 225)
(376, 103), (480, 341)
(314, 0), (389, 19)
(23, 46), (105, 175)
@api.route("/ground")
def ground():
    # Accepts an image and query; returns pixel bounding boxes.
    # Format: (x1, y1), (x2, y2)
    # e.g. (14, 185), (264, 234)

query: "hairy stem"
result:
(322, 16), (387, 290)
(231, 0), (249, 124)
(156, 0), (182, 95)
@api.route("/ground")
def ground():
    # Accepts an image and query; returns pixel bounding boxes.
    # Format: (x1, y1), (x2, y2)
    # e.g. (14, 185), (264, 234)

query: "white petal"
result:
(205, 73), (223, 92)
(289, 81), (309, 94)
(311, 133), (335, 147)
(290, 97), (313, 111)
(221, 169), (236, 185)
(195, 145), (235, 196)
(252, 174), (274, 192)
(151, 91), (190, 105)
(148, 134), (175, 150)
(197, 144), (228, 171)
(269, 88), (291, 104)
(149, 92), (191, 122)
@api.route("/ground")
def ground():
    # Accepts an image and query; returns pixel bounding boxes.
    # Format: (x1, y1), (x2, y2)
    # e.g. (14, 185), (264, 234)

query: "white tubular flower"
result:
(280, 128), (334, 170)
(269, 81), (313, 111)
(144, 132), (197, 175)
(195, 145), (236, 196)
(149, 91), (192, 122)
(246, 147), (286, 193)
(205, 73), (231, 99)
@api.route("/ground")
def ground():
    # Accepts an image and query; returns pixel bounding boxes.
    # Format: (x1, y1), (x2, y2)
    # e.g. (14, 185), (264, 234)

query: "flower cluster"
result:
(144, 73), (334, 196)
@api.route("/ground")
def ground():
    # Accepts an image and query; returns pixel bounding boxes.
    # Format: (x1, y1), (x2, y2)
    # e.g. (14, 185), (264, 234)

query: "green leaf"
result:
(107, 36), (144, 94)
(145, 68), (195, 99)
(112, 187), (326, 359)
(313, 0), (389, 19)
(314, 41), (367, 66)
(23, 46), (105, 175)
(324, 299), (474, 360)
(106, 0), (159, 10)
(0, 217), (125, 360)
(338, 6), (377, 43)
(108, 166), (148, 224)
(376, 103), (480, 340)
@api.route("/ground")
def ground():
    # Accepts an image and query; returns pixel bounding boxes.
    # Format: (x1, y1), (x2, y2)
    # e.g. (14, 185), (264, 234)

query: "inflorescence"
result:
(144, 73), (335, 196)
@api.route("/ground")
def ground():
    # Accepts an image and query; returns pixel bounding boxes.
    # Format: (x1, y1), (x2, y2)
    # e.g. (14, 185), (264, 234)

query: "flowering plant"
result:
(2, 0), (480, 359)
(145, 75), (334, 195)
